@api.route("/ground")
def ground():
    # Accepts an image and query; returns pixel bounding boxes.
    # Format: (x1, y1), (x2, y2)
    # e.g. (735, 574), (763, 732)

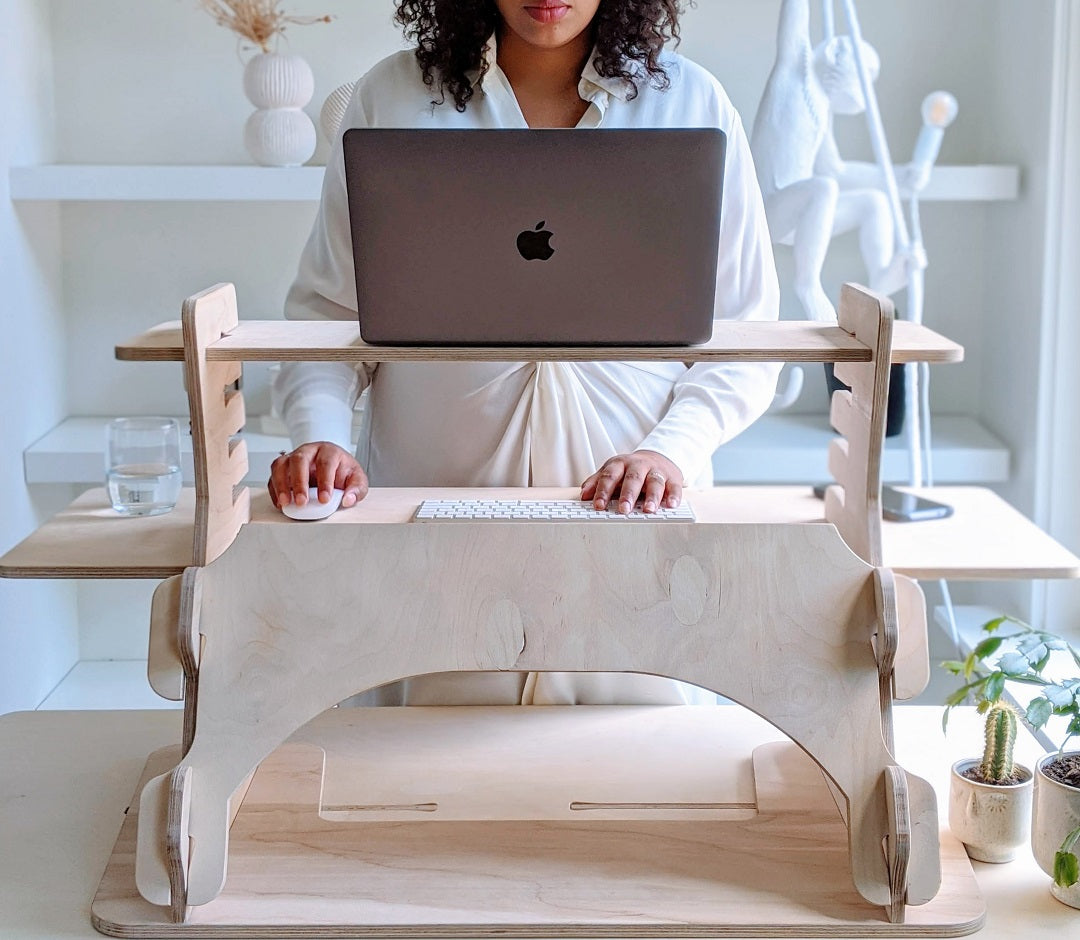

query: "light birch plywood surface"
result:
(114, 319), (963, 364)
(3, 486), (1078, 581)
(824, 284), (894, 568)
(303, 706), (772, 823)
(0, 487), (197, 578)
(0, 710), (184, 940)
(131, 519), (924, 913)
(101, 707), (972, 938)
(180, 284), (251, 566)
(6, 707), (1072, 940)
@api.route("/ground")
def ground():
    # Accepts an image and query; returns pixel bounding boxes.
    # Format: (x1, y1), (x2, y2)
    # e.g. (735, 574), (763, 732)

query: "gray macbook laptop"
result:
(342, 128), (726, 346)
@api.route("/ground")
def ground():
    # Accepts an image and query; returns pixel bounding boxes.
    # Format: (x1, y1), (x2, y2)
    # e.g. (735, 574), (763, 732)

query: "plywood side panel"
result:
(825, 284), (894, 567)
(180, 284), (251, 565)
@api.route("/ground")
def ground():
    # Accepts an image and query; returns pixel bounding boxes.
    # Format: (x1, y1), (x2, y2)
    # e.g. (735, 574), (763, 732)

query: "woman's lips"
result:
(525, 4), (570, 24)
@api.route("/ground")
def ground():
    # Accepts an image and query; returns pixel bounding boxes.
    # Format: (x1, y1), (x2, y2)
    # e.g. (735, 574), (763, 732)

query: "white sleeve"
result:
(272, 87), (376, 452)
(635, 112), (781, 483)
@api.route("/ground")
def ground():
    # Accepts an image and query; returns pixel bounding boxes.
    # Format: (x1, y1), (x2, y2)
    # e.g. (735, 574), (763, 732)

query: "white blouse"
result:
(273, 39), (781, 491)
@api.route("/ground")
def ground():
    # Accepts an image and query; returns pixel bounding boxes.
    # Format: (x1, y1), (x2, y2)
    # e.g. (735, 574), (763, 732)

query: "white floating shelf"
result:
(9, 163), (1020, 203)
(24, 416), (290, 486)
(25, 413), (1009, 487)
(37, 660), (182, 711)
(921, 165), (1020, 202)
(9, 165), (325, 202)
(713, 413), (1009, 484)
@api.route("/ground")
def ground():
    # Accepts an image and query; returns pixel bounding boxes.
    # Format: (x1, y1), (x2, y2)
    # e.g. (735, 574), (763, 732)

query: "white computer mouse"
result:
(281, 487), (344, 521)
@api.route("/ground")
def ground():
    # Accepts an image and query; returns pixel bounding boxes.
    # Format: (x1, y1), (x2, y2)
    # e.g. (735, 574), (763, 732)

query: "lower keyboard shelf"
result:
(3, 485), (1076, 581)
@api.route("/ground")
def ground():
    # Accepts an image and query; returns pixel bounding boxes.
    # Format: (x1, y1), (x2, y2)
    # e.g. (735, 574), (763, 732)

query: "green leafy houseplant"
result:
(1058, 828), (1080, 892)
(943, 616), (1080, 891)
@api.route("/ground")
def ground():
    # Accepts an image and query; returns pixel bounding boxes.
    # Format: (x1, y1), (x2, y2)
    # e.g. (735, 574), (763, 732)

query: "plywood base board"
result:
(92, 707), (984, 938)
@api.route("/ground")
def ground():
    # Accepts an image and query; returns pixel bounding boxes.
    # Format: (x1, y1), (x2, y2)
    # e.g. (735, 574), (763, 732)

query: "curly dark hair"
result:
(393, 1), (689, 112)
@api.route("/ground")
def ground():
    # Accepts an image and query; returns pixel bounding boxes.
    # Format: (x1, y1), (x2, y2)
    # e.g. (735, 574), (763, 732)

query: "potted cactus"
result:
(946, 701), (1033, 862)
(943, 616), (1080, 906)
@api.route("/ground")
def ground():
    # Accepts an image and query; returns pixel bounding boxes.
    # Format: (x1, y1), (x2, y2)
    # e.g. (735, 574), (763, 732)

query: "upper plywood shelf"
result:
(9, 164), (1020, 203)
(116, 319), (963, 364)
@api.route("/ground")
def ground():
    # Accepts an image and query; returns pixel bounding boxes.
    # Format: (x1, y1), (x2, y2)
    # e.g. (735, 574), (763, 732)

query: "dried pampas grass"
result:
(197, 1), (332, 53)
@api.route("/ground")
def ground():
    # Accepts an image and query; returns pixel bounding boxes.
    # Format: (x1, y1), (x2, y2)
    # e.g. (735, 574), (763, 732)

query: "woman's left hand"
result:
(581, 450), (684, 514)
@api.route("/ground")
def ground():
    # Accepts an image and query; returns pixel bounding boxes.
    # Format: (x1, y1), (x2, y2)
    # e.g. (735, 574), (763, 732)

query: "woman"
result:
(269, 0), (781, 706)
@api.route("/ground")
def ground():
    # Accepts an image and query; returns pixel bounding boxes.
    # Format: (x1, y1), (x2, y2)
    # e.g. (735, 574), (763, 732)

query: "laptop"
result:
(342, 128), (726, 346)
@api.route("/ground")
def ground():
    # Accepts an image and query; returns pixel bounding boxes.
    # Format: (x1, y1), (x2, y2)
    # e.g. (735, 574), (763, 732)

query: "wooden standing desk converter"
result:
(3, 282), (1079, 937)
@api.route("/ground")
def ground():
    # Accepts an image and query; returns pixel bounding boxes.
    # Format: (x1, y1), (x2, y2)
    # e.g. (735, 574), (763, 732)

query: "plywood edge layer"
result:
(890, 322), (965, 364)
(115, 322), (185, 362)
(0, 564), (187, 580)
(891, 563), (1080, 581)
(88, 921), (988, 938)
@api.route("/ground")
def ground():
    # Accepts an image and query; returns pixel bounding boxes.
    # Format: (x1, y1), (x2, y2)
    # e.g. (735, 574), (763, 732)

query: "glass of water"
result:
(105, 417), (183, 516)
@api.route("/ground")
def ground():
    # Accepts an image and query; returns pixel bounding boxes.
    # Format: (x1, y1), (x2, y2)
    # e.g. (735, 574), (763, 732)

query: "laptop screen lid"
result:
(342, 128), (726, 346)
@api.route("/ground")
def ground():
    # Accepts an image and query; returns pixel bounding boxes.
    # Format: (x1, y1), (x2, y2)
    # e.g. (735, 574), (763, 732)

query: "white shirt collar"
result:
(470, 33), (634, 107)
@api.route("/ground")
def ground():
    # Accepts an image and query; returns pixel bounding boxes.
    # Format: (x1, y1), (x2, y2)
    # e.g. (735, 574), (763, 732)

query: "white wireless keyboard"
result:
(413, 498), (695, 522)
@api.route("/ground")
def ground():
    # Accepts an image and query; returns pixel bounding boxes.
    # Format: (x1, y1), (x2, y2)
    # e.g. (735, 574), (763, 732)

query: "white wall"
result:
(40, 2), (412, 676)
(3, 1), (1068, 687)
(686, 0), (1000, 417)
(51, 0), (407, 422)
(47, 0), (1004, 420)
(950, 0), (1059, 622)
(981, 0), (1056, 515)
(0, 0), (79, 714)
(1035, 0), (1080, 635)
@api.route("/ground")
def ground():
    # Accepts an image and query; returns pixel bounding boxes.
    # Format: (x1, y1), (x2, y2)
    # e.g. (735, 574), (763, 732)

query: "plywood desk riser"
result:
(185, 284), (917, 927)
(3, 282), (1064, 935)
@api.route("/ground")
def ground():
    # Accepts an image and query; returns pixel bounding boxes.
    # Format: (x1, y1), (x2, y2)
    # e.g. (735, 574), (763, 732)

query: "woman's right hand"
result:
(268, 442), (369, 511)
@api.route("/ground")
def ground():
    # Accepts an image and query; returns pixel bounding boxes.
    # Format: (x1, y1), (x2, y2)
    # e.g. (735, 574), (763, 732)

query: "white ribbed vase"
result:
(242, 52), (316, 166)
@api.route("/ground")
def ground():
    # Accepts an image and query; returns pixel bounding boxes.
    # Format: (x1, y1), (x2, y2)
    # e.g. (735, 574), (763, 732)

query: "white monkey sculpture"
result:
(752, 0), (916, 322)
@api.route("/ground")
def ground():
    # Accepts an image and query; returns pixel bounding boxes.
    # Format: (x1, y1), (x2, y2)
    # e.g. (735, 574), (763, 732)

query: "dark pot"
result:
(823, 362), (907, 438)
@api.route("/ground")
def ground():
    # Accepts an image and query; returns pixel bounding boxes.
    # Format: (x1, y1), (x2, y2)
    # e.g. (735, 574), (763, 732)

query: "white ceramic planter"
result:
(241, 52), (316, 167)
(1032, 751), (1080, 908)
(948, 759), (1033, 863)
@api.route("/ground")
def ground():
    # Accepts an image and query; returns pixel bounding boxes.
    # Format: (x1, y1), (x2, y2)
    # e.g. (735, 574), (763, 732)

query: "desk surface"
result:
(3, 486), (1077, 581)
(114, 319), (964, 365)
(0, 706), (1072, 940)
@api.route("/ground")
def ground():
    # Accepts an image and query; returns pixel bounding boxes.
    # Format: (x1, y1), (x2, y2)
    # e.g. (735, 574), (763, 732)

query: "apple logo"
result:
(516, 221), (555, 261)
